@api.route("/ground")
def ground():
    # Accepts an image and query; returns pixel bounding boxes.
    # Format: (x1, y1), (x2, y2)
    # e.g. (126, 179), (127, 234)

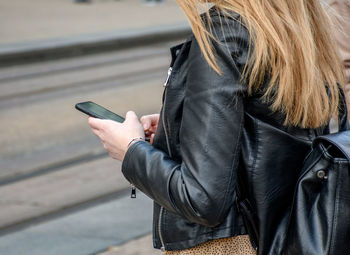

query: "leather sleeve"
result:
(122, 14), (249, 227)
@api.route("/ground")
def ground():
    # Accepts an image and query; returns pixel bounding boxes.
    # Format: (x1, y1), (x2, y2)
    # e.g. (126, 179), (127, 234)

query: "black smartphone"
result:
(75, 101), (125, 123)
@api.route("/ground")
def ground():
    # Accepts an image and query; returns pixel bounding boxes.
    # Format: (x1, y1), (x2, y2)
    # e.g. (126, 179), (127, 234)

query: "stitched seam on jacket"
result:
(329, 163), (341, 254)
(215, 100), (244, 224)
(166, 165), (182, 212)
(250, 116), (259, 197)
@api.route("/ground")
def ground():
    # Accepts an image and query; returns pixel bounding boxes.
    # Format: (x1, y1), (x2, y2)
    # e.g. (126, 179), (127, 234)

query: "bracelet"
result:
(127, 137), (144, 149)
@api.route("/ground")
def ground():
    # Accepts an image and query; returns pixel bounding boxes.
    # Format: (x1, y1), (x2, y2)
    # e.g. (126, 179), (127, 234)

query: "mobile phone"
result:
(75, 101), (125, 123)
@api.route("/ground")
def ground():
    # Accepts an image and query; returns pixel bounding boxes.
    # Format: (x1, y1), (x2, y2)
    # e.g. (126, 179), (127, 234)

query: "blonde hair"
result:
(176, 0), (345, 128)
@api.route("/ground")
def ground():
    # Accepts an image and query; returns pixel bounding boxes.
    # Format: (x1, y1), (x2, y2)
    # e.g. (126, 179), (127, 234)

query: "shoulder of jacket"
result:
(203, 7), (245, 27)
(199, 7), (249, 42)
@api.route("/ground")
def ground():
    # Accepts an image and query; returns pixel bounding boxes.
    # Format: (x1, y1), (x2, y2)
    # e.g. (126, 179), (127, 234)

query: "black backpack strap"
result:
(313, 131), (350, 162)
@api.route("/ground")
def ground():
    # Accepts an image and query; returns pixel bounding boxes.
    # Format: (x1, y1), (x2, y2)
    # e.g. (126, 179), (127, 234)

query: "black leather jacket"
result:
(121, 10), (347, 252)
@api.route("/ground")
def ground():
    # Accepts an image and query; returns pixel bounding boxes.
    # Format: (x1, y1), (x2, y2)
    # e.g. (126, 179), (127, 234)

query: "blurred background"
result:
(0, 0), (190, 254)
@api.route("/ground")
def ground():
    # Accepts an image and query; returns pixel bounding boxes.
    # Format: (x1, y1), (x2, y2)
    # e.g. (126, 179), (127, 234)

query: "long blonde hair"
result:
(176, 0), (345, 128)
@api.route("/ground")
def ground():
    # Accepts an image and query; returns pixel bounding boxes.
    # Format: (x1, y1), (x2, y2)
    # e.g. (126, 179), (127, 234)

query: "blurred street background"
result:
(0, 0), (190, 254)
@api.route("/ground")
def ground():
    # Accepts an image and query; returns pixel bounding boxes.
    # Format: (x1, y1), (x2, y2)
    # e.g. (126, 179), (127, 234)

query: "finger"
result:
(109, 152), (120, 160)
(148, 114), (159, 124)
(141, 114), (159, 130)
(125, 111), (139, 125)
(149, 124), (158, 133)
(126, 111), (138, 119)
(90, 127), (101, 137)
(144, 130), (152, 137)
(88, 117), (103, 130)
(150, 133), (155, 144)
(141, 116), (152, 130)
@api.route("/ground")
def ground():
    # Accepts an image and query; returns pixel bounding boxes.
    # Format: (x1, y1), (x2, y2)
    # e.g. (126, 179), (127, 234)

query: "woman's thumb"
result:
(125, 111), (138, 122)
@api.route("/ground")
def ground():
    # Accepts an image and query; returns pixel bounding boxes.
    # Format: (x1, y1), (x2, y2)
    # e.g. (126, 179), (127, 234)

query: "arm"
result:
(122, 15), (249, 227)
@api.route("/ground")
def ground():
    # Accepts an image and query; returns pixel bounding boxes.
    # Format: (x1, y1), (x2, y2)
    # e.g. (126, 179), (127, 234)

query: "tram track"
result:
(0, 46), (168, 83)
(0, 45), (170, 103)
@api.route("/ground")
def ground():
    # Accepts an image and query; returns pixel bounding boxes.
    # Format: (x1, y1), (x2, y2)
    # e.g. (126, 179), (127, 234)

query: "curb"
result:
(0, 23), (191, 67)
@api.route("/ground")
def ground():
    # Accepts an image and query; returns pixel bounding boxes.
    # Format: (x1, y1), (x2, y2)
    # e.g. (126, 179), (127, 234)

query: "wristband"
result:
(127, 137), (144, 149)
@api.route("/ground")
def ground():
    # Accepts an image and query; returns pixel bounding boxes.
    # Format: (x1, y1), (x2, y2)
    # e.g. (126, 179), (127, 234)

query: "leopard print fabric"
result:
(164, 235), (257, 255)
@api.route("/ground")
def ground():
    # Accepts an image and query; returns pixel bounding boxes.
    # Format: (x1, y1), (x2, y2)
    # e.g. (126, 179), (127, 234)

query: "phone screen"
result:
(75, 101), (125, 123)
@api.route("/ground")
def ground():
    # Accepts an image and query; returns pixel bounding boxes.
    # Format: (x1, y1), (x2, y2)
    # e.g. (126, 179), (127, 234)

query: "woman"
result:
(88, 0), (346, 254)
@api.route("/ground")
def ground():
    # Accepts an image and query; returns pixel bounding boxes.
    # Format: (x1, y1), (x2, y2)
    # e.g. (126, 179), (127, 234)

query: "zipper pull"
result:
(131, 184), (136, 198)
(163, 67), (173, 87)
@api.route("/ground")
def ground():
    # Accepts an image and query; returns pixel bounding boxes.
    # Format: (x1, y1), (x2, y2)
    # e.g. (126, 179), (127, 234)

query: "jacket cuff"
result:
(121, 140), (148, 183)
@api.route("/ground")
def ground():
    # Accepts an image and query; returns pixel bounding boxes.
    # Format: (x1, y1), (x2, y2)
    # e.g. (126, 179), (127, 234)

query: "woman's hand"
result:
(88, 111), (145, 161)
(140, 114), (160, 144)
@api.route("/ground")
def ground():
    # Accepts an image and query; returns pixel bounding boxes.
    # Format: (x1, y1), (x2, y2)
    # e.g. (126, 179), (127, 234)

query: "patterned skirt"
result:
(164, 235), (257, 255)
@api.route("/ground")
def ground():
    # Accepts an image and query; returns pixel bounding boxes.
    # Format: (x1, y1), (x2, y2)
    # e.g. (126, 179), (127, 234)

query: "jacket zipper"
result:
(164, 67), (173, 87)
(158, 207), (165, 252)
(132, 67), (172, 200)
(130, 183), (136, 198)
(158, 66), (173, 251)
